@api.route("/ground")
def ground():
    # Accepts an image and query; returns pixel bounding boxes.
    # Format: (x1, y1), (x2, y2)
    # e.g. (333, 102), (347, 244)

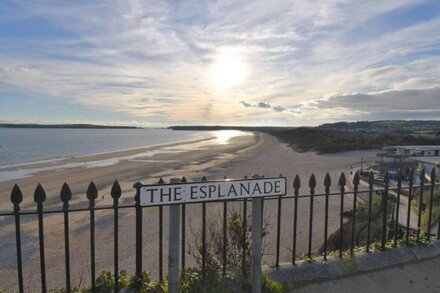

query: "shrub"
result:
(185, 209), (283, 293)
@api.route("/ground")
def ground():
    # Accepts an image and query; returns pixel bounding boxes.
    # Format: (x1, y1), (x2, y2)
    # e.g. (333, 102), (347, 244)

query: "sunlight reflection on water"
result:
(0, 130), (254, 182)
(212, 130), (253, 144)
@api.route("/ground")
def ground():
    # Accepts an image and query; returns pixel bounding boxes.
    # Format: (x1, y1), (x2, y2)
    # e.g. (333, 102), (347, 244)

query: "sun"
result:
(209, 51), (247, 89)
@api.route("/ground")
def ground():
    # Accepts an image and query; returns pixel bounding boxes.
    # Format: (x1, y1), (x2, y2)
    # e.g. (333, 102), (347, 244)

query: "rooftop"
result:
(409, 156), (440, 164)
(384, 145), (440, 151)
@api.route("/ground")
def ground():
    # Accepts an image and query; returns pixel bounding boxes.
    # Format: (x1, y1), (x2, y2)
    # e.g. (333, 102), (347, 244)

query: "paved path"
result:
(291, 256), (440, 293)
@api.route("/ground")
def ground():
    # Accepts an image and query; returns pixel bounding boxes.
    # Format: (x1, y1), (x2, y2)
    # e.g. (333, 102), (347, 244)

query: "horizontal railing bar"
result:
(0, 183), (437, 215)
(0, 204), (136, 216)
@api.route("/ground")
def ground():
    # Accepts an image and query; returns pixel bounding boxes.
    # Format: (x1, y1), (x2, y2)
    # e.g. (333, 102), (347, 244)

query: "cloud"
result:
(1, 0), (440, 125)
(293, 87), (440, 121)
(240, 101), (253, 107)
(257, 101), (271, 109)
(272, 105), (288, 112)
(240, 100), (288, 113)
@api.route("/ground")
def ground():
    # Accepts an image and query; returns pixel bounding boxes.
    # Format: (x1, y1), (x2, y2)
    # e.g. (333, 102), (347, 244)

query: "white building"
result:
(410, 156), (440, 177)
(382, 145), (440, 157)
(377, 145), (440, 179)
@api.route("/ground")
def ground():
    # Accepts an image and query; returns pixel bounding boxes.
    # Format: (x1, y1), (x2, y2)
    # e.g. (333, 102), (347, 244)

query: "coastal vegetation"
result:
(170, 122), (440, 153)
(318, 120), (440, 133)
(265, 127), (440, 153)
(321, 191), (394, 254)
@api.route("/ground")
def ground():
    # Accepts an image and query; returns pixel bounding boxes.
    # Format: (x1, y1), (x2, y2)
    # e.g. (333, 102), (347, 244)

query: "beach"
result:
(0, 131), (378, 291)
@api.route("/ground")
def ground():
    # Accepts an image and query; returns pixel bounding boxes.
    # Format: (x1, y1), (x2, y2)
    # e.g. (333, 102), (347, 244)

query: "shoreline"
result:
(0, 131), (219, 170)
(0, 130), (263, 290)
(0, 130), (254, 182)
(0, 132), (380, 291)
(0, 136), (216, 172)
(0, 130), (258, 209)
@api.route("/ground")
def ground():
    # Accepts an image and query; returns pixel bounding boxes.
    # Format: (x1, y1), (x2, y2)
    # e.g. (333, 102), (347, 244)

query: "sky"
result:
(0, 0), (440, 126)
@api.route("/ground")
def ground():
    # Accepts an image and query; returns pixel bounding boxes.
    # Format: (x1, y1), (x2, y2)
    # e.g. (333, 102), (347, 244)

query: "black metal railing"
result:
(0, 168), (439, 292)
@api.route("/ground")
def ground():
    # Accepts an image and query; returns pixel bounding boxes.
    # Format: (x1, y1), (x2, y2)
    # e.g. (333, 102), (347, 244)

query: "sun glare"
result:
(209, 51), (247, 89)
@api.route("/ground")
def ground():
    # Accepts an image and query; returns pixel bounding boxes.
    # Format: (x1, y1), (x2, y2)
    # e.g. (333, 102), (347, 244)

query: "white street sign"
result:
(140, 177), (286, 206)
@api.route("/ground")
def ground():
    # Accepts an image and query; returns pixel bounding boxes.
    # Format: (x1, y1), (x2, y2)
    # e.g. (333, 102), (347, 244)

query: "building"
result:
(376, 145), (440, 179)
(410, 156), (440, 178)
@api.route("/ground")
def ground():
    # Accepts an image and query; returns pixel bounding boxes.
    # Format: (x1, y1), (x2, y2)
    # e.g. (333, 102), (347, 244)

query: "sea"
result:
(0, 128), (210, 167)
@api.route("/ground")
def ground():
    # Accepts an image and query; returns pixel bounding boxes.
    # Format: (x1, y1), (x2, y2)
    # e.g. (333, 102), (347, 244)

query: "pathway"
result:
(291, 255), (440, 293)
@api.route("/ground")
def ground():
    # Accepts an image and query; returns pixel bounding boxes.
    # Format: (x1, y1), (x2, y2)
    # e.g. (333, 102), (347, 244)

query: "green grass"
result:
(411, 185), (440, 227)
(265, 127), (440, 153)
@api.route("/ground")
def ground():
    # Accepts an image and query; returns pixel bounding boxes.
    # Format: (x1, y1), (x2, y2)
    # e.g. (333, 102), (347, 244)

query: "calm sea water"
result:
(0, 128), (207, 167)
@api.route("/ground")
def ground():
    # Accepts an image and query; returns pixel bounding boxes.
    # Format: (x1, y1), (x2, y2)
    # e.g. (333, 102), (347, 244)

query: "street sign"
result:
(139, 177), (287, 206)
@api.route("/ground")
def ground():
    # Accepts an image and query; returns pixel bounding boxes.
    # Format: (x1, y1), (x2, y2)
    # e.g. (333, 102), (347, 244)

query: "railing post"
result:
(11, 184), (24, 293)
(417, 169), (425, 242)
(367, 171), (374, 253)
(323, 173), (331, 260)
(428, 169), (436, 240)
(351, 172), (359, 254)
(60, 183), (72, 293)
(251, 174), (262, 293)
(394, 170), (403, 247)
(406, 169), (414, 246)
(34, 184), (47, 293)
(339, 173), (346, 258)
(158, 178), (165, 282)
(308, 174), (316, 259)
(241, 176), (248, 283)
(275, 174), (283, 268)
(133, 181), (143, 279)
(381, 171), (389, 250)
(111, 181), (121, 292)
(201, 176), (208, 279)
(168, 177), (181, 293)
(292, 175), (300, 264)
(180, 176), (187, 271)
(86, 182), (98, 291)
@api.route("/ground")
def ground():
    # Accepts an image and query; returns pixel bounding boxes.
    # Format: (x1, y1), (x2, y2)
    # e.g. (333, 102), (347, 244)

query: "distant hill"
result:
(169, 125), (294, 132)
(318, 120), (440, 133)
(264, 127), (440, 153)
(0, 123), (141, 129)
(170, 121), (440, 153)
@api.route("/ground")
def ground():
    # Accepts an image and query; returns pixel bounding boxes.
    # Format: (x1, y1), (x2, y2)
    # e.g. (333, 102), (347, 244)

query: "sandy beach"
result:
(0, 131), (378, 291)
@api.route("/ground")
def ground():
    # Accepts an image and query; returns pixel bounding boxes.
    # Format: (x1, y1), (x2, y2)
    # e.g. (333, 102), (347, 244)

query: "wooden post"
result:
(168, 177), (181, 293)
(251, 174), (262, 293)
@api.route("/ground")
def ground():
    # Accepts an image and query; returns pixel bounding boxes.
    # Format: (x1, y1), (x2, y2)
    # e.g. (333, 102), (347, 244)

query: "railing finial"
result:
(133, 182), (143, 189)
(324, 173), (331, 188)
(34, 183), (47, 203)
(111, 181), (122, 199)
(293, 174), (301, 189)
(11, 184), (23, 206)
(420, 168), (426, 184)
(368, 171), (374, 187)
(309, 174), (316, 188)
(60, 182), (72, 203)
(353, 171), (360, 185)
(338, 172), (346, 186)
(86, 181), (98, 200)
(409, 168), (415, 185)
(397, 169), (403, 184)
(384, 170), (389, 185)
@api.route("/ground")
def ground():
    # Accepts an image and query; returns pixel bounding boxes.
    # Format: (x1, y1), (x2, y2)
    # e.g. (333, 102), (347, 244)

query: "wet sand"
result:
(0, 132), (378, 291)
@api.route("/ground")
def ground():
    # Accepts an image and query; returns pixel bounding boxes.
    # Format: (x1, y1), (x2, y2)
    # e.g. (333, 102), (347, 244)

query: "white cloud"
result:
(0, 0), (439, 125)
